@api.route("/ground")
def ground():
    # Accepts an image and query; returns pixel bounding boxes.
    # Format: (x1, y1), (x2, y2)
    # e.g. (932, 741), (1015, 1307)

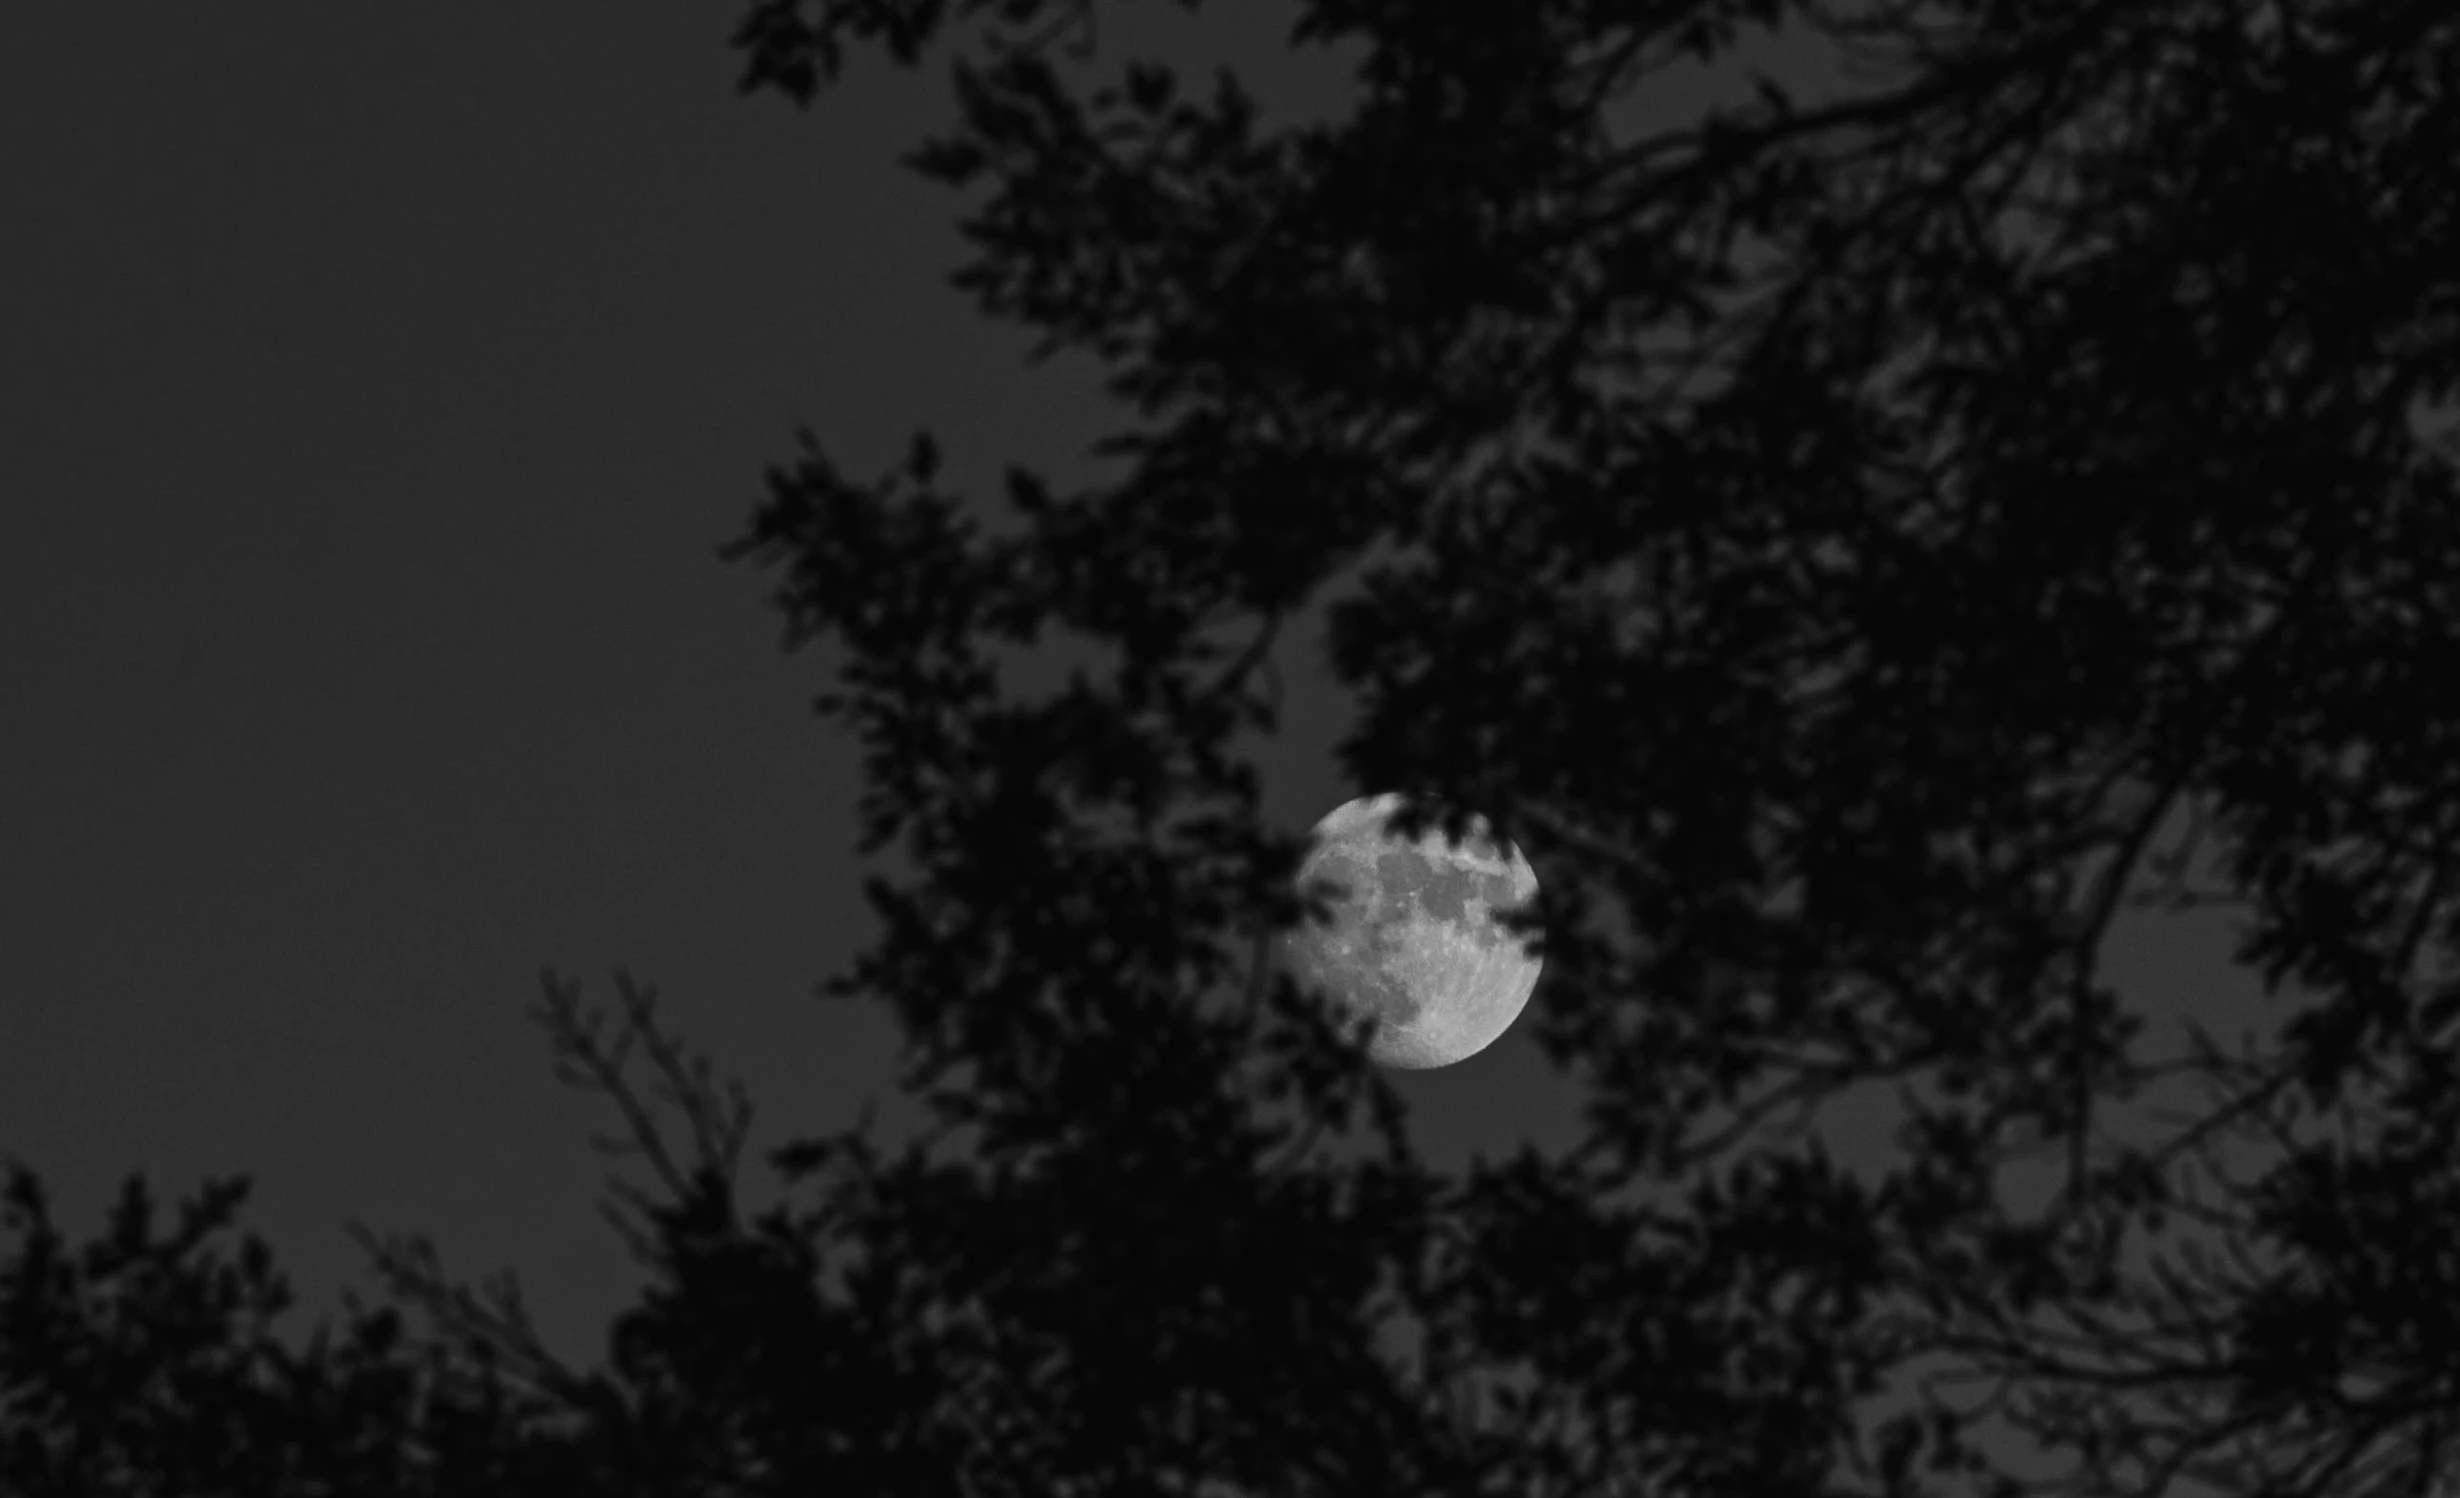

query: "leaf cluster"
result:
(13, 1), (2460, 1494)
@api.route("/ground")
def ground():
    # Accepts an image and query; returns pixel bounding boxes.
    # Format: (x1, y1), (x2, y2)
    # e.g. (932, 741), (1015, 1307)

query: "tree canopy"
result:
(10, 0), (2459, 1493)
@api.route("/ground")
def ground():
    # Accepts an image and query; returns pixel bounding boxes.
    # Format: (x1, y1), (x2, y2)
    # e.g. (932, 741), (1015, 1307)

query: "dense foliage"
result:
(10, 1), (2457, 1493)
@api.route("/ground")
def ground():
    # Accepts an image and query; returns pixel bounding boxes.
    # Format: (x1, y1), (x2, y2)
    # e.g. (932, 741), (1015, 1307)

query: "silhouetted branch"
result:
(526, 966), (755, 1264)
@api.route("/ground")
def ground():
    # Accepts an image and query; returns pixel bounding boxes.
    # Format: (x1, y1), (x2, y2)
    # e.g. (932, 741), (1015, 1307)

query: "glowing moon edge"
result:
(1272, 793), (1543, 1069)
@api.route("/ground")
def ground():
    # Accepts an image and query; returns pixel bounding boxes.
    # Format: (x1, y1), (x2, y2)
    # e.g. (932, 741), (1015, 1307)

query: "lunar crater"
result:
(1275, 793), (1543, 1069)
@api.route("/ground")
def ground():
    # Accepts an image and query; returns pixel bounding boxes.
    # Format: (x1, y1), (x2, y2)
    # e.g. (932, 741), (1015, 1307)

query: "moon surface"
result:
(1274, 793), (1543, 1070)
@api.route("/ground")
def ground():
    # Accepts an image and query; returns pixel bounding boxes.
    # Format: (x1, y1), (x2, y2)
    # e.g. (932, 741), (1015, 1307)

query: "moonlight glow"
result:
(1274, 793), (1543, 1069)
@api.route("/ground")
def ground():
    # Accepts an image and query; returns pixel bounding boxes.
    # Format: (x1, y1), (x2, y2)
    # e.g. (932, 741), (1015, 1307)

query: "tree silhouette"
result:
(716, 0), (2460, 1491)
(0, 1156), (616, 1495)
(10, 0), (2459, 1493)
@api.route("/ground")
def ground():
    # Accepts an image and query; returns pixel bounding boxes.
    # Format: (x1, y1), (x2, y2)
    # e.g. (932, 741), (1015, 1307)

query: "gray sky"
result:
(0, 0), (1561, 1374)
(0, 5), (2335, 1488)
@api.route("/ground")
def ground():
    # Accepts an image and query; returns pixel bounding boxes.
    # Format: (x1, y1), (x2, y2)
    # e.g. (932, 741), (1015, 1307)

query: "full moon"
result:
(1273, 792), (1543, 1070)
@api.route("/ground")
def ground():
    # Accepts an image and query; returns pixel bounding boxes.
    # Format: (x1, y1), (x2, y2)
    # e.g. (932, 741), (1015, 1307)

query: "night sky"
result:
(3, 3), (2283, 1469)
